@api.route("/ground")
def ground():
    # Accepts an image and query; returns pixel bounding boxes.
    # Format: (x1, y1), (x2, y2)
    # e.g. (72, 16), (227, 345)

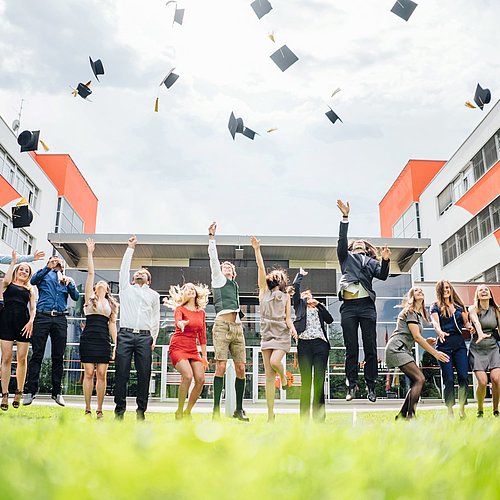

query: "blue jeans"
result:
(436, 334), (468, 408)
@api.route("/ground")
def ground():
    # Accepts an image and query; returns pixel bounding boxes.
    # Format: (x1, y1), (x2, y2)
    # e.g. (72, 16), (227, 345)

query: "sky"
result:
(0, 0), (499, 238)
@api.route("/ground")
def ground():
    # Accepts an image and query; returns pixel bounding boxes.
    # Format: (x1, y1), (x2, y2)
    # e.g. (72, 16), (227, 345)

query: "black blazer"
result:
(337, 221), (390, 302)
(292, 273), (334, 345)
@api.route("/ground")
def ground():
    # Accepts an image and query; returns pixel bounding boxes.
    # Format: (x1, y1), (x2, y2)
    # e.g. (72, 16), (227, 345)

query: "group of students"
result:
(0, 200), (499, 422)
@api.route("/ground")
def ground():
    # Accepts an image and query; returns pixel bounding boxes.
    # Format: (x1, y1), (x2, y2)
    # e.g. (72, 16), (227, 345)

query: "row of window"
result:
(442, 197), (500, 266)
(0, 209), (34, 255)
(472, 263), (500, 283)
(392, 202), (420, 239)
(0, 145), (40, 209)
(437, 128), (500, 215)
(55, 197), (84, 234)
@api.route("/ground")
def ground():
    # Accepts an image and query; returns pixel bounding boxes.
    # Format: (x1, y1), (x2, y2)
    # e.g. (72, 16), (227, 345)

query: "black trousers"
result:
(25, 313), (68, 396)
(340, 297), (378, 390)
(114, 330), (152, 415)
(297, 338), (330, 421)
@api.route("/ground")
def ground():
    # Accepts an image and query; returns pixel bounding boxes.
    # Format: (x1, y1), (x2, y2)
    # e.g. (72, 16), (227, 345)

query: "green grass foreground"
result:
(1, 406), (500, 499)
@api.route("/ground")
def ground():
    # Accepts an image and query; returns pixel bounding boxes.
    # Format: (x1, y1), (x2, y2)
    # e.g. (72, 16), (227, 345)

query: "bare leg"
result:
(0, 341), (13, 395)
(490, 368), (500, 413)
(270, 349), (287, 388)
(262, 350), (276, 421)
(185, 361), (205, 414)
(175, 360), (194, 418)
(95, 363), (108, 412)
(82, 363), (95, 411)
(474, 371), (488, 413)
(15, 342), (30, 393)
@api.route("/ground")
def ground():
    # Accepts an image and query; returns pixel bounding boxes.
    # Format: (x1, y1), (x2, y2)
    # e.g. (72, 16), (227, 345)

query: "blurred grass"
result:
(1, 406), (499, 499)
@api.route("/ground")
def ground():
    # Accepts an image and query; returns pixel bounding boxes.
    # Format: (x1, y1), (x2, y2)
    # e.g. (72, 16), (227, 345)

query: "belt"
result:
(121, 327), (150, 334)
(38, 310), (68, 317)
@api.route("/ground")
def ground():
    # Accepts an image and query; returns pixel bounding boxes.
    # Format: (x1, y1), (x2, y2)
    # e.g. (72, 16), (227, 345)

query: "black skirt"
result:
(0, 284), (31, 343)
(80, 314), (112, 364)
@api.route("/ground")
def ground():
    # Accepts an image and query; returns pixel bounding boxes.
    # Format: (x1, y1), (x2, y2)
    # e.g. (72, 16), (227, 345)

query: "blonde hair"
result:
(400, 287), (429, 322)
(473, 285), (500, 326)
(164, 282), (210, 310)
(87, 282), (119, 321)
(11, 263), (33, 291)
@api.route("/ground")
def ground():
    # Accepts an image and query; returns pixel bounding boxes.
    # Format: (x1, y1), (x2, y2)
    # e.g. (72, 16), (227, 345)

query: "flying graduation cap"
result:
(390, 0), (418, 21)
(325, 107), (343, 126)
(166, 1), (184, 25)
(473, 84), (491, 111)
(228, 112), (258, 140)
(17, 130), (49, 153)
(155, 68), (180, 112)
(12, 198), (34, 229)
(71, 81), (92, 99)
(270, 45), (299, 72)
(89, 57), (105, 81)
(251, 0), (273, 19)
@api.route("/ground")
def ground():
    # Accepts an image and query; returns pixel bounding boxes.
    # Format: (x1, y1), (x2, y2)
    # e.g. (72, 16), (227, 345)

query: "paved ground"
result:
(28, 395), (469, 414)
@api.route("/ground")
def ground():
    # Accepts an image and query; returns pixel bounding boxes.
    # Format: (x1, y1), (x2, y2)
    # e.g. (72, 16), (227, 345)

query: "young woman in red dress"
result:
(164, 282), (210, 420)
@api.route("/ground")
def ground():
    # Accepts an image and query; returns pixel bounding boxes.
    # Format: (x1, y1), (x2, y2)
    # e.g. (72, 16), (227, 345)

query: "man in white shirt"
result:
(114, 235), (160, 420)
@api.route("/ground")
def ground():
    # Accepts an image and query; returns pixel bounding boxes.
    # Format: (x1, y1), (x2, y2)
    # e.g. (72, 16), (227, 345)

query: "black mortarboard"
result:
(228, 112), (239, 140)
(72, 82), (92, 99)
(12, 199), (33, 228)
(390, 0), (417, 21)
(228, 113), (257, 140)
(474, 84), (491, 110)
(242, 127), (257, 140)
(251, 0), (273, 19)
(17, 130), (40, 152)
(160, 69), (179, 89)
(89, 57), (105, 81)
(325, 107), (342, 125)
(270, 45), (299, 72)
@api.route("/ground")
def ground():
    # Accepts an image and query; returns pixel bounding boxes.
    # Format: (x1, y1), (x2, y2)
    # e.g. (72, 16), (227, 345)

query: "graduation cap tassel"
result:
(154, 97), (159, 113)
(465, 101), (476, 109)
(40, 139), (49, 152)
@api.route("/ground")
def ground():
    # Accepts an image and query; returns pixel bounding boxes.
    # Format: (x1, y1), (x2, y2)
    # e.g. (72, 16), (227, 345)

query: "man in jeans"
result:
(24, 255), (80, 406)
(114, 235), (160, 421)
(208, 222), (249, 421)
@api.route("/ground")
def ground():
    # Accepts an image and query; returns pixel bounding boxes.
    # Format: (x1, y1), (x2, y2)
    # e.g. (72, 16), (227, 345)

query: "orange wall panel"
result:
(455, 162), (500, 216)
(379, 160), (445, 237)
(33, 154), (98, 233)
(0, 176), (21, 206)
(495, 228), (500, 247)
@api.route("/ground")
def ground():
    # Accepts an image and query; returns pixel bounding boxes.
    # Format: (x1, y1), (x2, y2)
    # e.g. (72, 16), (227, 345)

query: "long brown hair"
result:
(400, 287), (429, 322)
(474, 285), (500, 326)
(87, 283), (119, 321)
(435, 280), (466, 318)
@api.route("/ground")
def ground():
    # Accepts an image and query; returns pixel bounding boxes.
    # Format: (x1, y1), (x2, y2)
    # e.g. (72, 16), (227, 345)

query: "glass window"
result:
(462, 164), (474, 191)
(392, 217), (404, 238)
(472, 150), (485, 180)
(466, 217), (480, 247)
(438, 185), (453, 215)
(491, 197), (500, 231)
(442, 235), (457, 266)
(456, 226), (468, 255)
(483, 136), (498, 170)
(452, 176), (464, 201)
(478, 207), (492, 239)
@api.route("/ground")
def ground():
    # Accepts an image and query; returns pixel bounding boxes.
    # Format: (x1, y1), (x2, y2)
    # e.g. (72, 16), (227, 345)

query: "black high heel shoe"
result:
(1, 393), (9, 411)
(12, 390), (22, 409)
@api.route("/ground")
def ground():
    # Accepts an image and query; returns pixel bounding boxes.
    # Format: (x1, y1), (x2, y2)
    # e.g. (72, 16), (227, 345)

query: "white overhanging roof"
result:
(48, 233), (431, 273)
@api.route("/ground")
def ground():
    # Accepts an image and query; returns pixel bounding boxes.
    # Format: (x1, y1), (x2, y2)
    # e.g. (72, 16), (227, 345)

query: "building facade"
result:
(379, 100), (500, 283)
(0, 114), (98, 266)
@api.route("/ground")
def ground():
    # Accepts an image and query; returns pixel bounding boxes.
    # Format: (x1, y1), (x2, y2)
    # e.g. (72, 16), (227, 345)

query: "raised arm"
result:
(251, 236), (267, 292)
(2, 250), (17, 288)
(85, 239), (95, 302)
(292, 268), (306, 308)
(119, 235), (136, 291)
(336, 199), (350, 263)
(373, 248), (391, 281)
(208, 222), (224, 284)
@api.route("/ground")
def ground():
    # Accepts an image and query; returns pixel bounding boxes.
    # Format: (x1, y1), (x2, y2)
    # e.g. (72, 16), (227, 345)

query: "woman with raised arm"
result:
(430, 280), (473, 418)
(0, 250), (36, 410)
(165, 283), (209, 420)
(80, 239), (118, 418)
(468, 285), (500, 418)
(292, 267), (334, 421)
(251, 235), (297, 422)
(386, 287), (450, 420)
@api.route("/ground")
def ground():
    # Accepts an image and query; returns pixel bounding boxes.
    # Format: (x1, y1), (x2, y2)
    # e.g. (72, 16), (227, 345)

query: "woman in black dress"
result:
(0, 251), (36, 410)
(80, 239), (118, 418)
